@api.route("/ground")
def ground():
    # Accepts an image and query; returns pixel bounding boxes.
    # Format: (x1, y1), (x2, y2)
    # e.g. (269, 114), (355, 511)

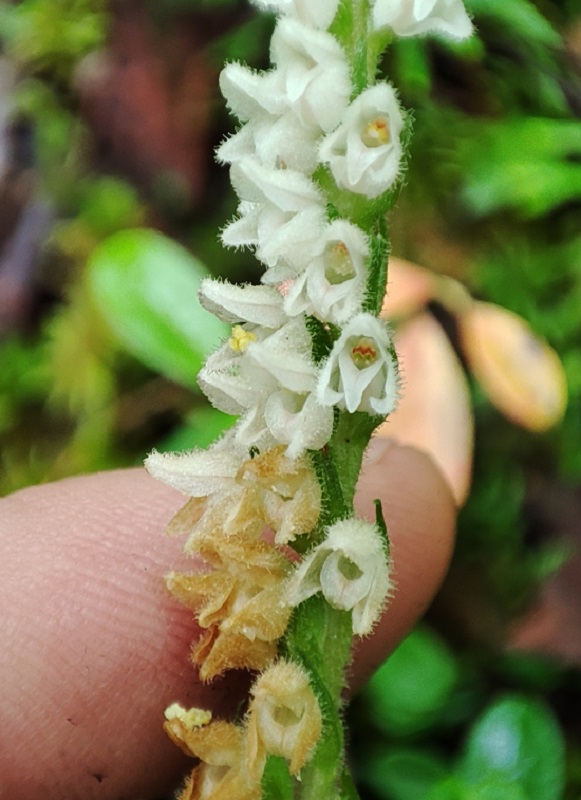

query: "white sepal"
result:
(372, 0), (474, 40)
(144, 439), (244, 497)
(217, 114), (320, 176)
(199, 279), (287, 328)
(222, 164), (326, 270)
(243, 317), (317, 394)
(263, 390), (335, 461)
(219, 62), (284, 122)
(231, 157), (323, 210)
(251, 0), (340, 30)
(198, 329), (270, 415)
(270, 19), (351, 132)
(319, 83), (405, 199)
(221, 202), (261, 251)
(317, 312), (399, 415)
(256, 204), (326, 270)
(285, 518), (391, 635)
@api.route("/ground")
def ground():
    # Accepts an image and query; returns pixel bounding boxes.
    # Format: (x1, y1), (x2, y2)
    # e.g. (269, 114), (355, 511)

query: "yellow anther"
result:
(362, 117), (391, 148)
(228, 325), (257, 353)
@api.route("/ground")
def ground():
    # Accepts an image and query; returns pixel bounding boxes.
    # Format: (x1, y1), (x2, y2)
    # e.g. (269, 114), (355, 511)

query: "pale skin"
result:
(0, 439), (456, 800)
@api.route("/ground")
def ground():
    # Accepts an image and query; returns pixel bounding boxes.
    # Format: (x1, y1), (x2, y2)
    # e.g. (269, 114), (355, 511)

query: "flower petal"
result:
(372, 0), (474, 40)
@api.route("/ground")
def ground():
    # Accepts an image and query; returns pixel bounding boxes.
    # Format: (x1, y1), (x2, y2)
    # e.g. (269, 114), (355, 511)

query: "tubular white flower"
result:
(263, 389), (335, 461)
(258, 205), (327, 270)
(319, 83), (405, 199)
(217, 113), (320, 175)
(231, 157), (323, 212)
(285, 518), (391, 635)
(198, 325), (272, 415)
(251, 0), (340, 30)
(372, 0), (474, 40)
(243, 317), (316, 392)
(270, 19), (351, 132)
(317, 312), (399, 415)
(199, 317), (327, 455)
(199, 279), (288, 328)
(220, 62), (284, 123)
(282, 219), (369, 324)
(144, 435), (245, 497)
(222, 160), (327, 269)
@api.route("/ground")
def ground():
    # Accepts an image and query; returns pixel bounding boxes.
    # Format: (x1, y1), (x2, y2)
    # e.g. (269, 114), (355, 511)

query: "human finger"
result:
(0, 442), (455, 799)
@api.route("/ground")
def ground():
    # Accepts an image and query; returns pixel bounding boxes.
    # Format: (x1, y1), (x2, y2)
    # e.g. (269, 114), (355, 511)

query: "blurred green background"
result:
(1, 0), (580, 797)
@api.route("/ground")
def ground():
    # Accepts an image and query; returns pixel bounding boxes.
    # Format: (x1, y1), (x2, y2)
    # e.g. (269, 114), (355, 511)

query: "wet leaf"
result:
(362, 749), (449, 800)
(87, 229), (227, 390)
(363, 627), (459, 736)
(459, 695), (565, 800)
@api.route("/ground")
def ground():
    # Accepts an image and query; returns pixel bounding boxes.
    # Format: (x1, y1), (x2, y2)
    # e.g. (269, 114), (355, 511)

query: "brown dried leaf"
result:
(460, 302), (567, 432)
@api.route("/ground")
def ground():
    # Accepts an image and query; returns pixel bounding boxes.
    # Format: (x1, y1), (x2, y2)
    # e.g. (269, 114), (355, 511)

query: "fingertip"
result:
(351, 441), (457, 688)
(0, 470), (224, 799)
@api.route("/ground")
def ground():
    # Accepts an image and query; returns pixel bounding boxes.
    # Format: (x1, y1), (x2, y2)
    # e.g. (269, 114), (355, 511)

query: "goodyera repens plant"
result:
(145, 1), (473, 798)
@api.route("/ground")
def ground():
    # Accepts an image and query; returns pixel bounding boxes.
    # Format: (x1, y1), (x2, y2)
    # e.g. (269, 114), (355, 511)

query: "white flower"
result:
(230, 156), (323, 211)
(223, 201), (326, 272)
(319, 83), (405, 199)
(263, 389), (334, 459)
(285, 518), (391, 635)
(250, 0), (340, 30)
(222, 159), (326, 270)
(317, 312), (399, 415)
(199, 279), (288, 328)
(144, 434), (245, 497)
(372, 0), (473, 40)
(219, 62), (284, 123)
(216, 113), (320, 175)
(198, 324), (271, 415)
(198, 317), (329, 456)
(282, 219), (369, 324)
(235, 389), (334, 459)
(220, 21), (350, 135)
(243, 316), (317, 394)
(270, 19), (351, 132)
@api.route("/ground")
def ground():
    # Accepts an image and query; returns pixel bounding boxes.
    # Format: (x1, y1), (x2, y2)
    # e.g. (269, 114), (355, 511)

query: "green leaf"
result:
(427, 776), (527, 800)
(155, 407), (235, 452)
(362, 749), (449, 800)
(459, 694), (565, 800)
(363, 626), (459, 735)
(393, 39), (432, 98)
(87, 229), (227, 390)
(78, 177), (142, 237)
(465, 0), (560, 48)
(461, 119), (581, 217)
(262, 756), (294, 800)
